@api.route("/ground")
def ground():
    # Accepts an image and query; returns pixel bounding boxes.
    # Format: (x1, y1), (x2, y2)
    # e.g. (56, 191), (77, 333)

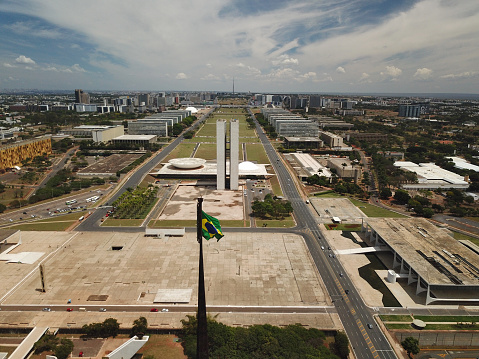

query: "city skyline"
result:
(1, 0), (479, 94)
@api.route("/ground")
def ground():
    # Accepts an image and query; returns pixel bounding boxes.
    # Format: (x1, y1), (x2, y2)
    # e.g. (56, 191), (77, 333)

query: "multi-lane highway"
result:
(248, 108), (397, 359)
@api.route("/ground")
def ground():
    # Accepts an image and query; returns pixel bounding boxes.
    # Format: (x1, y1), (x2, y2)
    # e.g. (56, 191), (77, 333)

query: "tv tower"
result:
(232, 77), (235, 94)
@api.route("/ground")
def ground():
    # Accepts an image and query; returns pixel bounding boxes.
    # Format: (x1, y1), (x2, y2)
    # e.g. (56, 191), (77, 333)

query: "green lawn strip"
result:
(245, 144), (270, 164)
(421, 324), (479, 330)
(149, 219), (196, 227)
(194, 144), (217, 160)
(3, 220), (75, 231)
(255, 218), (295, 228)
(193, 123), (217, 137)
(148, 219), (246, 228)
(414, 315), (479, 323)
(182, 137), (216, 143)
(136, 334), (185, 359)
(454, 232), (479, 246)
(313, 191), (343, 198)
(101, 219), (144, 227)
(379, 315), (412, 322)
(349, 198), (407, 218)
(384, 323), (414, 330)
(163, 143), (197, 162)
(269, 176), (283, 196)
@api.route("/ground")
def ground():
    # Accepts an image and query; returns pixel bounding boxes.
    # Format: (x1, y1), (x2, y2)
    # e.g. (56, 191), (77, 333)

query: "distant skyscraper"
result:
(75, 89), (90, 104)
(230, 119), (239, 190)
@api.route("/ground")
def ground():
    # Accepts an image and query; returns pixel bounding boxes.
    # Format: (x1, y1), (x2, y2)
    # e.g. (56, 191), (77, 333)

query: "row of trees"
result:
(111, 185), (158, 219)
(180, 315), (346, 358)
(251, 194), (293, 219)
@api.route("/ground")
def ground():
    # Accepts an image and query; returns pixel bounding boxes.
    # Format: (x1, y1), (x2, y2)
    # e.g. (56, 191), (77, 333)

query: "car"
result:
(150, 308), (158, 312)
(161, 308), (169, 312)
(321, 246), (325, 250)
(99, 308), (106, 312)
(339, 273), (343, 277)
(42, 307), (51, 312)
(367, 323), (373, 329)
(23, 211), (27, 214)
(328, 246), (331, 250)
(66, 308), (73, 312)
(345, 290), (349, 295)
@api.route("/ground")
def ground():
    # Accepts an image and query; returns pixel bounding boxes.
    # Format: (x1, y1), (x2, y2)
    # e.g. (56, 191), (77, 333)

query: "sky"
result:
(0, 0), (478, 94)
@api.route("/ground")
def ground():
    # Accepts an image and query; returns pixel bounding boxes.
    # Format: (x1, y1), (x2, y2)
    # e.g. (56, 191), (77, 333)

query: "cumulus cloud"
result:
(336, 66), (346, 74)
(201, 73), (220, 81)
(440, 71), (478, 79)
(272, 55), (299, 66)
(176, 72), (188, 80)
(71, 64), (86, 72)
(359, 72), (371, 82)
(4, 63), (16, 68)
(381, 66), (402, 79)
(414, 67), (433, 80)
(15, 55), (36, 65)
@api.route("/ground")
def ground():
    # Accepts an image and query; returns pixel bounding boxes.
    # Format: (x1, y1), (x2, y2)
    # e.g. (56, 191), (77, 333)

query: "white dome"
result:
(169, 158), (205, 169)
(185, 106), (198, 113)
(239, 161), (259, 171)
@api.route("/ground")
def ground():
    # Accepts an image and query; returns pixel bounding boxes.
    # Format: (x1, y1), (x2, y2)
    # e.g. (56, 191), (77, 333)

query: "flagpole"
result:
(196, 197), (208, 359)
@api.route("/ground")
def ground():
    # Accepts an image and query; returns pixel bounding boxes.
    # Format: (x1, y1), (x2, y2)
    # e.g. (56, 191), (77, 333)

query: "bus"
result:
(86, 196), (100, 203)
(66, 199), (77, 205)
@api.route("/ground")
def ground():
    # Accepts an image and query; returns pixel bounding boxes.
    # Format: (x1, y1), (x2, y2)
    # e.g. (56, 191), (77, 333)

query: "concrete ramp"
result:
(335, 247), (389, 255)
(105, 335), (149, 359)
(10, 327), (49, 359)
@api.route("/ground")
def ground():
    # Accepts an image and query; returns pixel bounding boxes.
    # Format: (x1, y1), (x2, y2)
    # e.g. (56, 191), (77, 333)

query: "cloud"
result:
(381, 66), (402, 79)
(413, 67), (433, 80)
(359, 72), (371, 82)
(272, 55), (299, 66)
(201, 74), (220, 81)
(6, 21), (62, 38)
(3, 63), (16, 68)
(176, 72), (188, 80)
(15, 55), (36, 65)
(71, 64), (86, 72)
(440, 71), (479, 79)
(336, 66), (346, 74)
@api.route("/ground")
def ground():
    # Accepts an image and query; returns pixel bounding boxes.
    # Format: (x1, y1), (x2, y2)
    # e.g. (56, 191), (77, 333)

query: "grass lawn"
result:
(182, 137), (216, 143)
(349, 198), (407, 218)
(194, 122), (217, 137)
(466, 217), (479, 223)
(269, 176), (283, 196)
(163, 143), (197, 162)
(101, 219), (144, 227)
(245, 144), (270, 164)
(414, 315), (479, 322)
(136, 334), (186, 359)
(255, 217), (295, 228)
(313, 191), (343, 198)
(454, 232), (479, 246)
(194, 144), (217, 160)
(0, 346), (16, 357)
(379, 315), (412, 322)
(2, 211), (85, 231)
(148, 220), (246, 228)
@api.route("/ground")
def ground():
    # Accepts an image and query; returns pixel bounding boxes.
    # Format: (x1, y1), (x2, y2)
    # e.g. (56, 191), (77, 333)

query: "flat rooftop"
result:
(150, 160), (269, 177)
(113, 135), (156, 140)
(365, 218), (479, 286)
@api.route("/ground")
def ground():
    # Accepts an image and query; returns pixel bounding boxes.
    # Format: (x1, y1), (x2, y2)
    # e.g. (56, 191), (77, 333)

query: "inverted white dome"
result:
(239, 161), (259, 171)
(169, 158), (206, 169)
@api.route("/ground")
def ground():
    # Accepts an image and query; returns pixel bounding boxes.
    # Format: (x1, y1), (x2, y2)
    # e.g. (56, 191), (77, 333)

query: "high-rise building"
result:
(216, 119), (239, 190)
(75, 89), (90, 104)
(216, 120), (227, 190)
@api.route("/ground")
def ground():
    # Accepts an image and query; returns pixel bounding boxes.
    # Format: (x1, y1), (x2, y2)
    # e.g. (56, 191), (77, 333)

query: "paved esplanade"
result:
(248, 108), (397, 359)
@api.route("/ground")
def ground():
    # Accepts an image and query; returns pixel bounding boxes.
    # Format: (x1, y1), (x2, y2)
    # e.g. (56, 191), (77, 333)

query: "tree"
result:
(379, 188), (392, 199)
(132, 316), (148, 338)
(401, 336), (420, 357)
(54, 339), (74, 359)
(394, 189), (411, 205)
(330, 331), (349, 359)
(0, 203), (6, 213)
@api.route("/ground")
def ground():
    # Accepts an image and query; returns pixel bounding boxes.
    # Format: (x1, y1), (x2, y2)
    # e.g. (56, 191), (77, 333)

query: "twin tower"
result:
(216, 119), (239, 191)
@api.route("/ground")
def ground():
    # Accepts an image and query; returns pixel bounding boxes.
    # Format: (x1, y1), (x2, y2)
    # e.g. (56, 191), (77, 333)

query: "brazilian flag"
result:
(202, 211), (224, 241)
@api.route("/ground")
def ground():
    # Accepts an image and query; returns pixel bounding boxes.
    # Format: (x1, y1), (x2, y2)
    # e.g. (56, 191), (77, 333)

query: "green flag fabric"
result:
(201, 211), (224, 241)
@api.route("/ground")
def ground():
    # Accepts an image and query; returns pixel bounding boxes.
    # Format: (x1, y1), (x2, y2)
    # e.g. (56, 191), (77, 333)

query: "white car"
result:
(161, 308), (169, 312)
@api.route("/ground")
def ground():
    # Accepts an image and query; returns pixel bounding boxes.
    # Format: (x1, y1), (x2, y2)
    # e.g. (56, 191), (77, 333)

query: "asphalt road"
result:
(248, 108), (396, 359)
